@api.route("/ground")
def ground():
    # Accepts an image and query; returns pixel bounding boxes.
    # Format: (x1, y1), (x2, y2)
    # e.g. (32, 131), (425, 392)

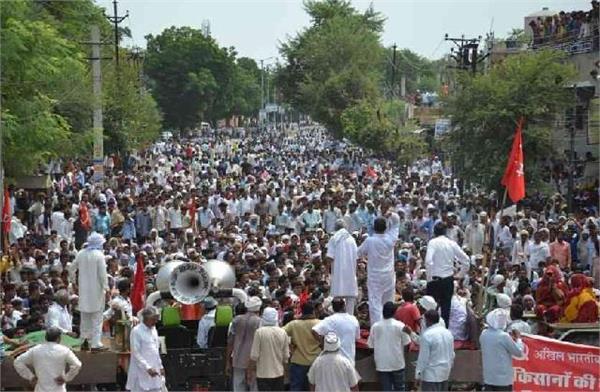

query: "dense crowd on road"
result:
(0, 125), (599, 391)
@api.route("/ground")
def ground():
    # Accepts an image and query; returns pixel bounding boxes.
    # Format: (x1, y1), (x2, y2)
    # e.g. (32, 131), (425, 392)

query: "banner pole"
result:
(479, 187), (508, 314)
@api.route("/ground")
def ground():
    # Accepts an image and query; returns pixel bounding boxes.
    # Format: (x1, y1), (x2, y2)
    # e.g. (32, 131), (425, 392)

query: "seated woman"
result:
(535, 265), (567, 323)
(560, 274), (599, 323)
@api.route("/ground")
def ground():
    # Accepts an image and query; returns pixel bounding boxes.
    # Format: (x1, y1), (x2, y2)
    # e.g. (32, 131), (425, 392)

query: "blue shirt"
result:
(479, 328), (524, 386)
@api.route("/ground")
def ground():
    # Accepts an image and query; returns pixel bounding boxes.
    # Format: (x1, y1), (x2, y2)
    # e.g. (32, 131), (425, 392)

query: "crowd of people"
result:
(529, 0), (599, 49)
(0, 124), (599, 391)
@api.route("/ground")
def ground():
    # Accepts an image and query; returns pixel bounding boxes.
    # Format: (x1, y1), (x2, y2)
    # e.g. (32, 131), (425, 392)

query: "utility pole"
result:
(445, 34), (489, 74)
(260, 59), (265, 110)
(91, 26), (105, 184)
(105, 0), (129, 67)
(391, 43), (397, 99)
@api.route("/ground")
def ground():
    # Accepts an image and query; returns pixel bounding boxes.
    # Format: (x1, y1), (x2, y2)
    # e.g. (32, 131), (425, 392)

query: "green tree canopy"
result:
(144, 27), (261, 131)
(278, 0), (385, 135)
(444, 49), (577, 191)
(1, 0), (162, 176)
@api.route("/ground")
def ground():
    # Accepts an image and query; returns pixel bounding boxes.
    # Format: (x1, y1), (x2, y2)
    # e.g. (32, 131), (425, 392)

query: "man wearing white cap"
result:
(327, 220), (358, 314)
(68, 232), (108, 350)
(248, 307), (290, 391)
(308, 332), (360, 392)
(228, 296), (262, 391)
(480, 308), (524, 391)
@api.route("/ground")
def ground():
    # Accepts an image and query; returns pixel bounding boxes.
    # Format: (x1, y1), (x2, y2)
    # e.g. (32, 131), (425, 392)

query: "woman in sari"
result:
(560, 274), (599, 323)
(535, 265), (567, 322)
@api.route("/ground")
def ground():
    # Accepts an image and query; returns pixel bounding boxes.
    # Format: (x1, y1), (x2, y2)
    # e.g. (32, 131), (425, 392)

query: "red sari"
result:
(535, 265), (567, 322)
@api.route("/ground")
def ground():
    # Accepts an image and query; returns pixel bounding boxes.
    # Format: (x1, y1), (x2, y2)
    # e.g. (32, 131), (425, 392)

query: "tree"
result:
(278, 0), (384, 134)
(444, 49), (577, 192)
(341, 98), (426, 164)
(144, 27), (261, 131)
(1, 0), (163, 176)
(1, 0), (91, 176)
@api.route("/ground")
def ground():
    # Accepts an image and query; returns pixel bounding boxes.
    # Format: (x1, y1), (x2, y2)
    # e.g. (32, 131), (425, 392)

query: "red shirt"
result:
(394, 301), (421, 332)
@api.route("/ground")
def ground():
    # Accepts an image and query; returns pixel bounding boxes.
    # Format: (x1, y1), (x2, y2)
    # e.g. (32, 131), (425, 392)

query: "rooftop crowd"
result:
(529, 0), (599, 49)
(0, 124), (599, 391)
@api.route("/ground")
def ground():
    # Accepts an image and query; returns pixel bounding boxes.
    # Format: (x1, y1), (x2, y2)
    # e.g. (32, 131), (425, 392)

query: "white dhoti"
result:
(367, 274), (396, 325)
(80, 311), (104, 348)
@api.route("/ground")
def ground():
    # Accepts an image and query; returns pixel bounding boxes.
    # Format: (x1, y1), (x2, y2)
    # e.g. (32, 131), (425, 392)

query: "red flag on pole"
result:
(2, 189), (11, 234)
(131, 253), (146, 314)
(501, 117), (526, 203)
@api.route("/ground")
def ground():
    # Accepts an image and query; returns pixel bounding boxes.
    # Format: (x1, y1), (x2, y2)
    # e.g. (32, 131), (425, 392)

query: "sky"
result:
(96, 0), (592, 63)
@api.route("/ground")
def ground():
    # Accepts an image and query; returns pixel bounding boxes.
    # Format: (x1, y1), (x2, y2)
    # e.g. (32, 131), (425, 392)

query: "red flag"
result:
(501, 117), (526, 203)
(2, 189), (11, 234)
(131, 254), (146, 314)
(366, 166), (378, 179)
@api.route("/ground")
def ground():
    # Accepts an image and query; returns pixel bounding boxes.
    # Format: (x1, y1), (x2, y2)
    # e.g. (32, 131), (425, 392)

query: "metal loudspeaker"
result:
(155, 261), (210, 305)
(152, 260), (240, 305)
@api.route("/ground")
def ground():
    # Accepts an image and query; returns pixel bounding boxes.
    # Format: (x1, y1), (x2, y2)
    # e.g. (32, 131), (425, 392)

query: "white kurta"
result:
(357, 213), (399, 324)
(13, 342), (82, 392)
(126, 324), (165, 392)
(327, 229), (358, 297)
(69, 248), (108, 313)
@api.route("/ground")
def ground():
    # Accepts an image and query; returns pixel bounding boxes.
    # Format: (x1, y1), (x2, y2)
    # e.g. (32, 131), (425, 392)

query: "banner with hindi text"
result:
(513, 334), (599, 391)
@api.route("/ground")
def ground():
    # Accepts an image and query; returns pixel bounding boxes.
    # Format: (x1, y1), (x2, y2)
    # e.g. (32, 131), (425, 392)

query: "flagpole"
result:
(479, 187), (508, 314)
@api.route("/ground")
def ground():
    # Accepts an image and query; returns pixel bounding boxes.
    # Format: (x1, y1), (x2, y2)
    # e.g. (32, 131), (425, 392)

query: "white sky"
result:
(95, 0), (592, 62)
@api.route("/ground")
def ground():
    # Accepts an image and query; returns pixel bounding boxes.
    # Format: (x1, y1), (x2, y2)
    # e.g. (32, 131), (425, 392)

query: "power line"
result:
(104, 0), (129, 68)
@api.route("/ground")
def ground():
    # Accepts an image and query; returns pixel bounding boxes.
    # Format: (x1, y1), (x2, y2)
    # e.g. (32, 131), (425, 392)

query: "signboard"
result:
(434, 118), (451, 138)
(265, 103), (279, 113)
(513, 334), (599, 391)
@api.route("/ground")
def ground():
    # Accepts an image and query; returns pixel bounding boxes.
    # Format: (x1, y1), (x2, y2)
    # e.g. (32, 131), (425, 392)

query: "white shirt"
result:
(313, 312), (360, 364)
(357, 213), (400, 278)
(126, 323), (165, 391)
(14, 342), (82, 392)
(415, 323), (455, 382)
(196, 309), (215, 349)
(103, 295), (134, 321)
(424, 235), (470, 281)
(168, 207), (183, 229)
(464, 223), (485, 255)
(529, 242), (550, 269)
(448, 296), (468, 341)
(45, 303), (73, 333)
(367, 318), (411, 371)
(307, 352), (360, 392)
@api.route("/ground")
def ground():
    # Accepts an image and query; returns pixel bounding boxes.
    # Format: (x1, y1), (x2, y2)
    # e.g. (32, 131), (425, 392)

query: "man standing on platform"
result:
(425, 222), (470, 328)
(357, 209), (400, 324)
(327, 220), (358, 314)
(69, 232), (108, 351)
(14, 327), (82, 392)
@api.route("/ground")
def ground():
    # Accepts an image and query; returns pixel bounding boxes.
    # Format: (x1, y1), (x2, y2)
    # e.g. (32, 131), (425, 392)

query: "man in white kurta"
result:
(14, 328), (82, 392)
(69, 232), (108, 349)
(127, 307), (165, 392)
(327, 221), (359, 314)
(357, 212), (400, 325)
(45, 290), (73, 334)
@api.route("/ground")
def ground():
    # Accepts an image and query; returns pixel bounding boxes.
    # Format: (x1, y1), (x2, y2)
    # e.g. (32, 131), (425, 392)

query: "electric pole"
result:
(105, 0), (129, 67)
(260, 59), (265, 110)
(444, 34), (489, 74)
(391, 43), (397, 99)
(91, 26), (104, 183)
